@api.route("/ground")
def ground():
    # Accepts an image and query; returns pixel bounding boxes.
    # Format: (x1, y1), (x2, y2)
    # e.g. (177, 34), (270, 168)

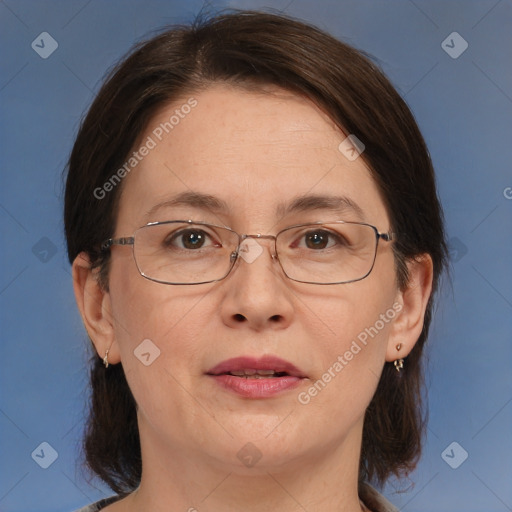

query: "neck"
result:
(121, 416), (366, 512)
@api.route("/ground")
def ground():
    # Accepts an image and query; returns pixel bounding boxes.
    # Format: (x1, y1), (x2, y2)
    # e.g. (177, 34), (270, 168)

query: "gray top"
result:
(73, 483), (399, 512)
(74, 494), (121, 512)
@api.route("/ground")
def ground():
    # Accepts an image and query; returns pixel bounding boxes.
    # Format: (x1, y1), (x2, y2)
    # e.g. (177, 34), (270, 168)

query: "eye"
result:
(166, 228), (219, 250)
(297, 229), (345, 250)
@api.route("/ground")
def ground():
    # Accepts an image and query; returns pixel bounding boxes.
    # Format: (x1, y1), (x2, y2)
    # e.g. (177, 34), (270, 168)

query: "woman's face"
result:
(103, 85), (402, 472)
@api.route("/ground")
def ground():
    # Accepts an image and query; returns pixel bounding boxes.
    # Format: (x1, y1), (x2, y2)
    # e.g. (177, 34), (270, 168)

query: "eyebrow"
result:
(276, 193), (366, 221)
(145, 191), (231, 219)
(145, 191), (365, 222)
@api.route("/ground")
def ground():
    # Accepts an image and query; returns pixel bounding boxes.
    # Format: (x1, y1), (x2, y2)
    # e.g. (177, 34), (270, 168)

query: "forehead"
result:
(116, 84), (388, 231)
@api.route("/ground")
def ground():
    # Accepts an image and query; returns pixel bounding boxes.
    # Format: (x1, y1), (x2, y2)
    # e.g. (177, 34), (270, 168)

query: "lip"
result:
(206, 355), (307, 399)
(206, 355), (306, 378)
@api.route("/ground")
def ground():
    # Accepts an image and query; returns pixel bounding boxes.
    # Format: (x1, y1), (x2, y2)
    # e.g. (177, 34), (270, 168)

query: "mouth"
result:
(206, 355), (307, 379)
(220, 369), (292, 378)
(206, 355), (307, 398)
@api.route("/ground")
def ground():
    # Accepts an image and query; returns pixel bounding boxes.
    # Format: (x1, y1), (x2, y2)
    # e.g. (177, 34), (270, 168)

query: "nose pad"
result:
(231, 237), (279, 265)
(224, 238), (286, 286)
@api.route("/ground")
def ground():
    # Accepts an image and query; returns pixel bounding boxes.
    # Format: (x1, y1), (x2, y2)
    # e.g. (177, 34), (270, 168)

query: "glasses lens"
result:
(276, 222), (378, 284)
(133, 222), (238, 284)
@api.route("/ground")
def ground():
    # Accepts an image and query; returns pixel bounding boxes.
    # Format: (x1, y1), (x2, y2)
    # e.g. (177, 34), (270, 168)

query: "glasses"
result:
(101, 220), (394, 285)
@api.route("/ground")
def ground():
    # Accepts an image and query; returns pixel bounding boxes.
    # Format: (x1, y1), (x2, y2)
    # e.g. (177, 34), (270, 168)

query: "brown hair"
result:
(64, 10), (447, 495)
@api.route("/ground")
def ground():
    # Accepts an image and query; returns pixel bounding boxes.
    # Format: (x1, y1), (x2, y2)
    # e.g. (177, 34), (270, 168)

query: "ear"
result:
(386, 254), (434, 362)
(72, 252), (121, 365)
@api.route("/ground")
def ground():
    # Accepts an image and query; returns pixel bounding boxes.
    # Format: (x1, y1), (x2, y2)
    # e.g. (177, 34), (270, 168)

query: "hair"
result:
(64, 9), (448, 495)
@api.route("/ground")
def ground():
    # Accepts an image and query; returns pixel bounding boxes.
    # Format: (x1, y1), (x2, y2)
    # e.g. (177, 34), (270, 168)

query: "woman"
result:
(66, 10), (447, 512)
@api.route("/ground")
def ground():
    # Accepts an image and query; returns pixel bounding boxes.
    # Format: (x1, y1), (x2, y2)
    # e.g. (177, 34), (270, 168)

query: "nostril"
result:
(233, 313), (246, 323)
(269, 314), (282, 322)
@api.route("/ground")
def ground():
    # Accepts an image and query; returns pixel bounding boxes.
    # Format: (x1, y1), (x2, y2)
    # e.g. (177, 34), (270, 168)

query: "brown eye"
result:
(181, 230), (206, 249)
(301, 230), (341, 250)
(305, 231), (328, 249)
(167, 229), (212, 250)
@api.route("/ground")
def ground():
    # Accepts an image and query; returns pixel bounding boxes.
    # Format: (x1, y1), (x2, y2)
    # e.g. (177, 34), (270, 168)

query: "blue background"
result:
(1, 1), (511, 511)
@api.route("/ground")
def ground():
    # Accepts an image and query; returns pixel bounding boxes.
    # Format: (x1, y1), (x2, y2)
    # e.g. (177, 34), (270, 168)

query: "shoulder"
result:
(360, 482), (399, 512)
(72, 495), (122, 512)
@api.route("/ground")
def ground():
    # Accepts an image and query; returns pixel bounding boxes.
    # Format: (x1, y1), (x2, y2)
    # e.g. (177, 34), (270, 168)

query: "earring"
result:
(103, 347), (110, 368)
(394, 343), (404, 372)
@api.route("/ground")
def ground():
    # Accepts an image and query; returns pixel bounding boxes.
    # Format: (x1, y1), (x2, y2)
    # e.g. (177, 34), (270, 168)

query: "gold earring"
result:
(103, 347), (111, 368)
(394, 344), (404, 372)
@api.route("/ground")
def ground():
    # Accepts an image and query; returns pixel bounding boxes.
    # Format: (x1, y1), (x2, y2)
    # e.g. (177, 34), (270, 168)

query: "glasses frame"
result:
(101, 219), (394, 285)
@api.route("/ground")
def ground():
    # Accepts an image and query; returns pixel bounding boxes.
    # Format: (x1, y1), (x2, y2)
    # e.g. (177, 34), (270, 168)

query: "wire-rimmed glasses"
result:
(101, 220), (394, 285)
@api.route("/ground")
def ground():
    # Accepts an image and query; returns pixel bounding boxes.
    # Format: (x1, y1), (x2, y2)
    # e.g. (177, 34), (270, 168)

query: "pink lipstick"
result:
(206, 355), (306, 398)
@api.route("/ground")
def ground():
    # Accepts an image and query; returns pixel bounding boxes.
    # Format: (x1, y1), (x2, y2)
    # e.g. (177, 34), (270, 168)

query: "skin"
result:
(73, 84), (433, 512)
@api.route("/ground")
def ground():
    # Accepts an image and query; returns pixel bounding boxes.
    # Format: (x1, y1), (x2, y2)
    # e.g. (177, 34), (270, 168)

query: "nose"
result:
(219, 235), (294, 331)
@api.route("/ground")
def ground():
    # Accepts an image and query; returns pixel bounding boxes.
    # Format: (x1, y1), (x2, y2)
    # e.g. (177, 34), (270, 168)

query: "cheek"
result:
(301, 290), (393, 378)
(109, 256), (213, 379)
(301, 259), (396, 354)
(295, 308), (391, 429)
(296, 258), (397, 408)
(108, 272), (215, 431)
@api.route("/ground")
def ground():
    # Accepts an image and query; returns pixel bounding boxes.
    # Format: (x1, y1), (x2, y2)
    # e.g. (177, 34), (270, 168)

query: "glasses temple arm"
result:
(378, 231), (395, 242)
(101, 237), (135, 251)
